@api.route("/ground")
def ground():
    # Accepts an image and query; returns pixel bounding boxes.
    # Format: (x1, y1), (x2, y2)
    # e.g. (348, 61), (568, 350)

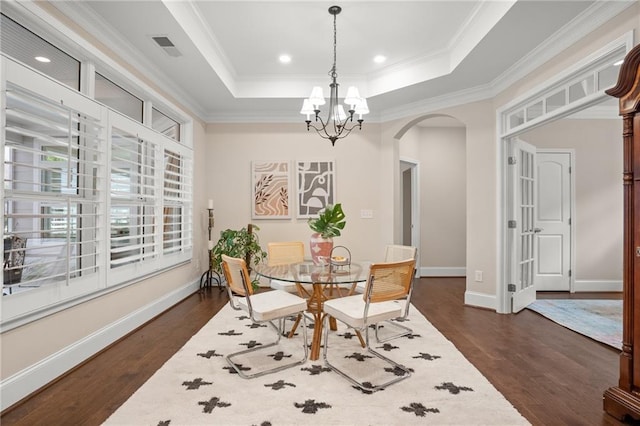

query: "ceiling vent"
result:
(152, 36), (182, 57)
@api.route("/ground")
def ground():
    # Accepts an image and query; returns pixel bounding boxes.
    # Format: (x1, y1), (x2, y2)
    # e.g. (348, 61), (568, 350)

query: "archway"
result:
(394, 114), (467, 280)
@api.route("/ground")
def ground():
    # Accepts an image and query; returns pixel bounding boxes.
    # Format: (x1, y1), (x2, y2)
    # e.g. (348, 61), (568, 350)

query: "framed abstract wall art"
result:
(251, 161), (291, 219)
(296, 160), (336, 218)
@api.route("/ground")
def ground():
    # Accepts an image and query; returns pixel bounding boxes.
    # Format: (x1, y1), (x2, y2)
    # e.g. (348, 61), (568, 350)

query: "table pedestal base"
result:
(289, 283), (365, 361)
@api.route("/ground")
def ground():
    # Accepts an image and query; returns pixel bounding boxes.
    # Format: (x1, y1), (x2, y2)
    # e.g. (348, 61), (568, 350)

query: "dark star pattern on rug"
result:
(197, 396), (231, 413)
(345, 352), (373, 362)
(264, 379), (296, 390)
(301, 364), (332, 375)
(376, 342), (400, 352)
(337, 331), (360, 340)
(240, 339), (262, 349)
(435, 382), (474, 394)
(353, 381), (377, 394)
(197, 350), (223, 359)
(294, 399), (332, 414)
(403, 332), (421, 339)
(268, 351), (292, 361)
(218, 329), (242, 336)
(384, 365), (414, 376)
(157, 420), (170, 426)
(247, 323), (267, 329)
(224, 363), (251, 374)
(400, 402), (440, 417)
(413, 352), (441, 360)
(181, 377), (212, 390)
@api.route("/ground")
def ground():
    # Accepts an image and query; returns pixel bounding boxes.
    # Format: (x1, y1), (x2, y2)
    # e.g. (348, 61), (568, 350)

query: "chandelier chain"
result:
(331, 10), (338, 79)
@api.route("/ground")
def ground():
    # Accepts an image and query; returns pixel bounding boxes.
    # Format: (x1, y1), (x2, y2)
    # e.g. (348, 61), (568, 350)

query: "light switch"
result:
(360, 209), (374, 219)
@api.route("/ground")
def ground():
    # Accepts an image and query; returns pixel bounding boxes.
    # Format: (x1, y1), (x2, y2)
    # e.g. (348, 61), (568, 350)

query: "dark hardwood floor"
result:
(0, 277), (630, 425)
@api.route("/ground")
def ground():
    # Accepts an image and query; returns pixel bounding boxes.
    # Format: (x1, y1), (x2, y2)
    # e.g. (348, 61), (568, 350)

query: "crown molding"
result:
(51, 1), (210, 120)
(489, 0), (635, 97)
(11, 0), (636, 125)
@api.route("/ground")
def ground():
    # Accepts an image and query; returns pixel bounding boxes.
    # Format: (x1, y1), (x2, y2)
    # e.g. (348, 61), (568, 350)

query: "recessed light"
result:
(35, 56), (51, 63)
(373, 55), (386, 64)
(279, 54), (292, 64)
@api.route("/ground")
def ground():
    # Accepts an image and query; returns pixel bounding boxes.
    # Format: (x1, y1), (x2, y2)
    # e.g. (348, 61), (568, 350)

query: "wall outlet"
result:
(474, 270), (483, 282)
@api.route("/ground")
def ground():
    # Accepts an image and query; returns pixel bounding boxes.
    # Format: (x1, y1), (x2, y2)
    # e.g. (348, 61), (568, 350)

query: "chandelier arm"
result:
(306, 111), (362, 137)
(308, 114), (343, 140)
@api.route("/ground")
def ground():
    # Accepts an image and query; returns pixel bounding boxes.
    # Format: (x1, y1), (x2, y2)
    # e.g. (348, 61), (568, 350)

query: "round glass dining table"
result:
(254, 260), (369, 360)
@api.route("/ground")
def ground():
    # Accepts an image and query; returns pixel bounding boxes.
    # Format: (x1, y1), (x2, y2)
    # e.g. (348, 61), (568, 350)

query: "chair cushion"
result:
(323, 295), (402, 329)
(237, 290), (307, 322)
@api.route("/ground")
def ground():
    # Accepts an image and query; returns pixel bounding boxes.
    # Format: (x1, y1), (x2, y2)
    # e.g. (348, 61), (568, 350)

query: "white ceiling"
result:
(51, 0), (632, 123)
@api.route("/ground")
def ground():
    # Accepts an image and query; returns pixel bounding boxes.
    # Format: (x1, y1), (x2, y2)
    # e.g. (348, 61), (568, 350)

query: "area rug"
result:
(526, 299), (622, 350)
(104, 304), (529, 425)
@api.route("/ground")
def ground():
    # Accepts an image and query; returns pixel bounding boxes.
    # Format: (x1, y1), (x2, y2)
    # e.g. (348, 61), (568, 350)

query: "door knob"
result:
(534, 228), (543, 233)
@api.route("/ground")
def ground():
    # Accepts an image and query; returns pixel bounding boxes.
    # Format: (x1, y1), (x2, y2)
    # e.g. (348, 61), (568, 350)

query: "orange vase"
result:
(309, 233), (333, 265)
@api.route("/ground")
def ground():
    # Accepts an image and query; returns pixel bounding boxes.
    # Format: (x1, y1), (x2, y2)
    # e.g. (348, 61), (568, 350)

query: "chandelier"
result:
(300, 5), (369, 146)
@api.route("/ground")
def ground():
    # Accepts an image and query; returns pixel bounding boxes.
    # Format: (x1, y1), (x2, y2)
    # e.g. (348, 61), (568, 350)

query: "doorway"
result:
(498, 35), (629, 313)
(533, 150), (573, 292)
(506, 143), (575, 312)
(400, 159), (421, 278)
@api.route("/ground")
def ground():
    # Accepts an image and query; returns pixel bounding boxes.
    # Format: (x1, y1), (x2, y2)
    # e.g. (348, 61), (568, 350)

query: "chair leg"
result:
(322, 316), (411, 391)
(287, 313), (303, 338)
(227, 315), (308, 379)
(375, 320), (412, 343)
(375, 301), (412, 342)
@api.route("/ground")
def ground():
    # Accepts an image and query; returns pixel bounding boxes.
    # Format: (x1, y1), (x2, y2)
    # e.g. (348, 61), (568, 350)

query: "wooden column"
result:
(603, 43), (640, 421)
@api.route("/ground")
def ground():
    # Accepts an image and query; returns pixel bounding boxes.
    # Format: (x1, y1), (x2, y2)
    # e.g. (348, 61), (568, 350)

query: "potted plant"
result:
(210, 224), (267, 291)
(307, 203), (346, 265)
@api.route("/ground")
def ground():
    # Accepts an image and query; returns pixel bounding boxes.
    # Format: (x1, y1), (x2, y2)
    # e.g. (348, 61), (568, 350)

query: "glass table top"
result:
(254, 261), (369, 284)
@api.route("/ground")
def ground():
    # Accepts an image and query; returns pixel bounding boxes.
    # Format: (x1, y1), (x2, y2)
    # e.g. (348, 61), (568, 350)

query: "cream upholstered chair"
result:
(322, 259), (416, 391)
(267, 241), (313, 336)
(267, 241), (306, 292)
(355, 245), (417, 342)
(221, 254), (308, 379)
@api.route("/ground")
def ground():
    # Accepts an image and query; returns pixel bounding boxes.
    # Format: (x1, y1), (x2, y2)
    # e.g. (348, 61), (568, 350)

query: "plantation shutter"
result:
(3, 82), (104, 290)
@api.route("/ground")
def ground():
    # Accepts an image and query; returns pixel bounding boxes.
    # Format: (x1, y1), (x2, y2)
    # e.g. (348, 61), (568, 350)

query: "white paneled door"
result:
(509, 139), (537, 313)
(535, 151), (572, 291)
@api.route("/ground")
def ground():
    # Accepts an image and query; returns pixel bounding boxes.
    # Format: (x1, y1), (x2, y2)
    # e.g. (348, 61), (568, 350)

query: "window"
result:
(3, 78), (104, 302)
(95, 73), (144, 123)
(109, 125), (159, 267)
(2, 56), (193, 326)
(1, 9), (192, 328)
(153, 108), (181, 142)
(163, 148), (192, 253)
(502, 43), (627, 135)
(0, 14), (80, 91)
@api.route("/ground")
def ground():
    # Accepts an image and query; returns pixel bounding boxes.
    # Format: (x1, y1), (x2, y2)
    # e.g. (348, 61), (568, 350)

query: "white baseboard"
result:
(0, 279), (200, 412)
(573, 280), (623, 292)
(420, 267), (466, 277)
(464, 290), (496, 311)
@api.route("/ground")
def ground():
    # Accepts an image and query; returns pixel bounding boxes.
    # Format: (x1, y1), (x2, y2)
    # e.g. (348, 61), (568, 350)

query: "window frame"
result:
(1, 39), (193, 330)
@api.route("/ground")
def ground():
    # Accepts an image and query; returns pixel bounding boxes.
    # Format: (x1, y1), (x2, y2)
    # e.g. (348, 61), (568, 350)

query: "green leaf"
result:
(307, 203), (347, 239)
